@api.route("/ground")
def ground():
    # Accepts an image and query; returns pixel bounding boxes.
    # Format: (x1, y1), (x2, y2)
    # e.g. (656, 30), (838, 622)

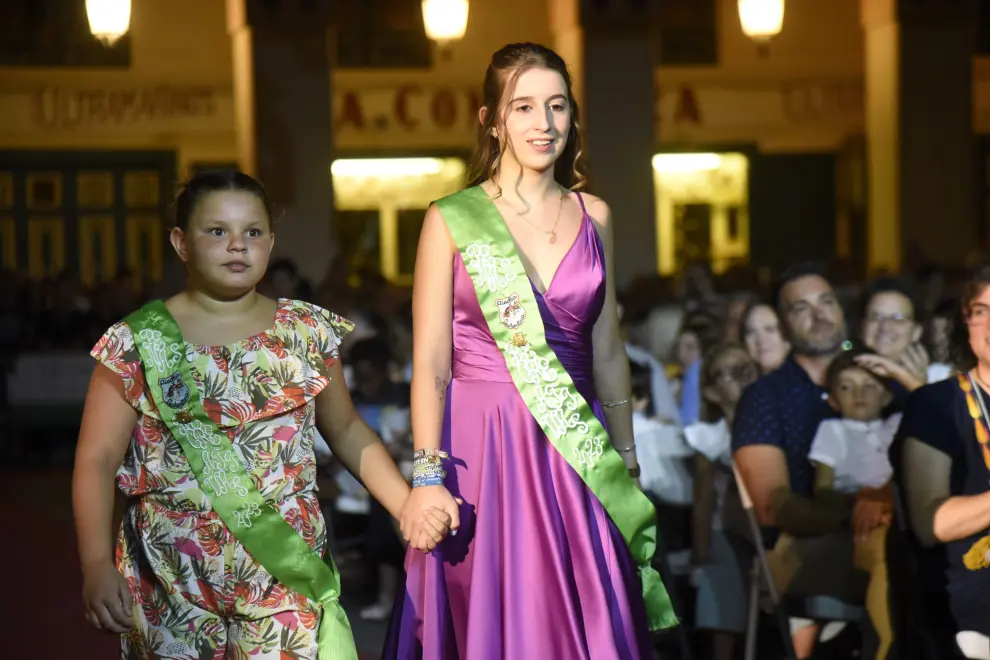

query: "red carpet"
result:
(0, 468), (119, 658)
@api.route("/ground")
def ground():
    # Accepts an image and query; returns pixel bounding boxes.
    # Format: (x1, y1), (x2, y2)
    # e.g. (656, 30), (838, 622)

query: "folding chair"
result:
(733, 465), (864, 660)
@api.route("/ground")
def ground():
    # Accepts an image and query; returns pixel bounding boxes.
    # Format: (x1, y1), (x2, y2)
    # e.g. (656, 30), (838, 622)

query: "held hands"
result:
(399, 485), (463, 553)
(82, 561), (133, 634)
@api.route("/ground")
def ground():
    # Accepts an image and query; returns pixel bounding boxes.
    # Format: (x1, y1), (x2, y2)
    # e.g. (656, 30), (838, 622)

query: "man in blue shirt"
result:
(732, 263), (889, 657)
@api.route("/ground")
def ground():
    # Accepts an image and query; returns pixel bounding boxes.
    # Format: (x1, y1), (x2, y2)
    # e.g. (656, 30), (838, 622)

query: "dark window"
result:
(396, 209), (426, 277)
(336, 210), (381, 274)
(674, 203), (712, 273)
(336, 0), (431, 69)
(0, 150), (175, 287)
(0, 0), (130, 67)
(978, 0), (990, 55)
(727, 207), (741, 240)
(656, 0), (717, 66)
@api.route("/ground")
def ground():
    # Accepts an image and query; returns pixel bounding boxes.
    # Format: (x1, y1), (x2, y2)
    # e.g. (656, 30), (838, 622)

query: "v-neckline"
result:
(481, 189), (586, 297)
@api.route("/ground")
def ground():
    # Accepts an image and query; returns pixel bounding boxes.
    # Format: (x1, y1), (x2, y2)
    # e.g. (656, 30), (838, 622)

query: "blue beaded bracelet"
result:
(412, 474), (446, 488)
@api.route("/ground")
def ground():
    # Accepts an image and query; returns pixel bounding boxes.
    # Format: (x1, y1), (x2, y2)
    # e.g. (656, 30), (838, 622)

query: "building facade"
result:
(0, 0), (983, 292)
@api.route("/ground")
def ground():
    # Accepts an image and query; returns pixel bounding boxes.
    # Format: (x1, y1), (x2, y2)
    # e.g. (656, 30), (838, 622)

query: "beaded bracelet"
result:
(412, 449), (450, 488)
(413, 448), (450, 462)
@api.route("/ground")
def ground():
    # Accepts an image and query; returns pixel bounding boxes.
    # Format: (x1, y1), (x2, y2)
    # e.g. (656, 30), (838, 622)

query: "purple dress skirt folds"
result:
(383, 193), (654, 660)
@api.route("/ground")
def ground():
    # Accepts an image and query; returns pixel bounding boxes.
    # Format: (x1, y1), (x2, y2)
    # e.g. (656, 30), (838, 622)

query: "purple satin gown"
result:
(383, 193), (653, 659)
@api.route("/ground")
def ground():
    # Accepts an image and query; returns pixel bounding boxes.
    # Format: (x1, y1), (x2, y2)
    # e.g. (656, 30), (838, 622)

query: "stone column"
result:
(226, 0), (335, 283)
(861, 0), (977, 272)
(551, 0), (658, 289)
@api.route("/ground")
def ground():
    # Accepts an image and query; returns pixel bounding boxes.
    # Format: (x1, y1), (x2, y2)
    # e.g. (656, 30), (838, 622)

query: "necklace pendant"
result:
(548, 231), (557, 244)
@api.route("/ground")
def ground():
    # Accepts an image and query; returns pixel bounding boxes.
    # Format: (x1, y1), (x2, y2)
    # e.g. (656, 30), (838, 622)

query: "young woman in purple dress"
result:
(384, 43), (676, 660)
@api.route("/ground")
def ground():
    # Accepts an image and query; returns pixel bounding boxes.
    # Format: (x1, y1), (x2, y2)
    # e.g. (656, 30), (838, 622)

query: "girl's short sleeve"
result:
(90, 322), (152, 413)
(306, 304), (355, 370)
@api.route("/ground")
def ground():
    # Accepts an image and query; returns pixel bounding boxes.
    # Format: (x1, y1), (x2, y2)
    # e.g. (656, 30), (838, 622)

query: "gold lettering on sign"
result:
(430, 89), (457, 129)
(338, 92), (366, 131)
(32, 87), (218, 129)
(782, 83), (863, 123)
(673, 87), (701, 125)
(335, 88), (483, 134)
(395, 85), (422, 130)
(657, 86), (704, 127)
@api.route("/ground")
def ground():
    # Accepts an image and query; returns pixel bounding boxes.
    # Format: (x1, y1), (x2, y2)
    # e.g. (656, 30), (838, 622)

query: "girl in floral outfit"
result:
(72, 171), (456, 659)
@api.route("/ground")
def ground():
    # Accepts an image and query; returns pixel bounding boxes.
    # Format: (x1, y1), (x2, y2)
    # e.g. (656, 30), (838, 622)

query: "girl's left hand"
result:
(399, 486), (462, 553)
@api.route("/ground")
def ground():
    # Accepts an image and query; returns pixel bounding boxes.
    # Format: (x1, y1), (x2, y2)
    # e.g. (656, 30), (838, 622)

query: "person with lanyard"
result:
(898, 261), (990, 659)
(72, 171), (453, 659)
(383, 42), (677, 659)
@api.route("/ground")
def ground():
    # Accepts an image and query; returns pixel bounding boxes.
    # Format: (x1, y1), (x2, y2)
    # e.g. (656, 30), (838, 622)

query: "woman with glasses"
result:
(856, 276), (929, 393)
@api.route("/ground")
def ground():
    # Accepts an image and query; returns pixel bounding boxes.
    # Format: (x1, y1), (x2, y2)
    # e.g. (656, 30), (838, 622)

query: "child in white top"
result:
(630, 360), (693, 507)
(685, 343), (760, 660)
(809, 346), (900, 660)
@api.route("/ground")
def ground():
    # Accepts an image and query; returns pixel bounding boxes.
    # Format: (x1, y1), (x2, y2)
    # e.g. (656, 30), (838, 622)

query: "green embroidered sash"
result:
(436, 186), (677, 631)
(126, 301), (357, 660)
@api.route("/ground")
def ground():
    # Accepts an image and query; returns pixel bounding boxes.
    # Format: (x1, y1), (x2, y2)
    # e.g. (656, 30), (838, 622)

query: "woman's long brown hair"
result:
(467, 42), (587, 195)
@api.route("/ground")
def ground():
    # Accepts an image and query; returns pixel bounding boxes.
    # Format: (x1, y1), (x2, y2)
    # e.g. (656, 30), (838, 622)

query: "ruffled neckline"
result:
(184, 297), (289, 351)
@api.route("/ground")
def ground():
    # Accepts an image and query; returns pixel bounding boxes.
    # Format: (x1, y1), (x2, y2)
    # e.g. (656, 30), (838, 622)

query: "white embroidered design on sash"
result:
(464, 242), (604, 469)
(465, 243), (517, 292)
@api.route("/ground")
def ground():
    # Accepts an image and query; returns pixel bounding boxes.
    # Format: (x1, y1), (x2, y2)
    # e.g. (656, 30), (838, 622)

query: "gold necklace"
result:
(504, 187), (564, 243)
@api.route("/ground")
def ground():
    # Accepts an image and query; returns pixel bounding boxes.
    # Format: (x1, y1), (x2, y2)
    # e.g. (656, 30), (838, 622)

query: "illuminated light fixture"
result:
(422, 0), (469, 54)
(86, 0), (131, 46)
(652, 153), (723, 174)
(738, 0), (784, 48)
(331, 158), (446, 178)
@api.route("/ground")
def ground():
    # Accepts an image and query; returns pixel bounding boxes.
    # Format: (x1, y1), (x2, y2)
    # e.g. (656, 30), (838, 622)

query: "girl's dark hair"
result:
(699, 342), (753, 423)
(857, 275), (925, 327)
(951, 261), (990, 370)
(924, 296), (957, 364)
(824, 343), (889, 394)
(678, 309), (724, 357)
(173, 171), (275, 230)
(467, 42), (587, 193)
(773, 261), (829, 312)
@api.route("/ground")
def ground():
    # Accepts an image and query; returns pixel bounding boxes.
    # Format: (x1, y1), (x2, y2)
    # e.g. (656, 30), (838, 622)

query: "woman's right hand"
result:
(82, 561), (134, 634)
(854, 353), (924, 392)
(400, 485), (463, 553)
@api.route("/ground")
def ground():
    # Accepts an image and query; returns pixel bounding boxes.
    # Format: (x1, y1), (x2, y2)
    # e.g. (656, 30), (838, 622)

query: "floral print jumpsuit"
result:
(91, 299), (352, 660)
